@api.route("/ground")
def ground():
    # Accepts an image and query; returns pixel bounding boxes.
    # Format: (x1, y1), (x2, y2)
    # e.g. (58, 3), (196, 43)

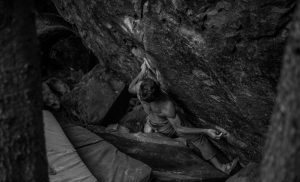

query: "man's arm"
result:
(128, 62), (147, 94)
(163, 102), (222, 139)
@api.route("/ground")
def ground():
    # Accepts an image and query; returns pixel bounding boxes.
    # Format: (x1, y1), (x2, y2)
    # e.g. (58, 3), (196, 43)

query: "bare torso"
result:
(139, 94), (178, 137)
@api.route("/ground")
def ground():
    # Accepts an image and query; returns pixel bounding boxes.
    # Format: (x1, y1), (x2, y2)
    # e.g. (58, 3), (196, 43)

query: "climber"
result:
(128, 61), (239, 174)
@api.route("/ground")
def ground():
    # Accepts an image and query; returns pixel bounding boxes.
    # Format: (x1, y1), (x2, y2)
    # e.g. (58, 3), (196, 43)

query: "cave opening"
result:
(40, 31), (98, 86)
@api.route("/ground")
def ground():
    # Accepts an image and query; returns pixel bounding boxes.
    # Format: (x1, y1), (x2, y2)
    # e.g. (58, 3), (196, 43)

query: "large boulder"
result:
(51, 0), (295, 163)
(62, 65), (125, 124)
(89, 127), (228, 182)
(119, 104), (147, 133)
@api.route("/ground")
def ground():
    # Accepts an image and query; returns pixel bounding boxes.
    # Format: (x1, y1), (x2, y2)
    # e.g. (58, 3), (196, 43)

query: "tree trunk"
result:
(0, 1), (48, 182)
(261, 1), (300, 182)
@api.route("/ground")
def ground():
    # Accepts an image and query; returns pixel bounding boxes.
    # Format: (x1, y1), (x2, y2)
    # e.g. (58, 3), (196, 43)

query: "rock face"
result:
(42, 83), (61, 110)
(119, 105), (147, 133)
(89, 127), (228, 182)
(226, 163), (259, 182)
(62, 65), (125, 124)
(49, 36), (97, 74)
(51, 0), (295, 163)
(36, 14), (98, 87)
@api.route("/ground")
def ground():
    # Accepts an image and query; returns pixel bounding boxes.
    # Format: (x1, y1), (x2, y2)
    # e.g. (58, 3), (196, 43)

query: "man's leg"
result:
(187, 135), (238, 174)
(209, 156), (239, 174)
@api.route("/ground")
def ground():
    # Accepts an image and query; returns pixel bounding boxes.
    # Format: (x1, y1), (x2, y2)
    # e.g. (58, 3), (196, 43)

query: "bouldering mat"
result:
(88, 127), (228, 182)
(43, 110), (97, 182)
(63, 125), (152, 182)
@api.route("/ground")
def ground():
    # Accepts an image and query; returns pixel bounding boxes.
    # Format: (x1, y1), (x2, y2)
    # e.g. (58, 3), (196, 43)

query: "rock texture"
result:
(49, 36), (97, 74)
(62, 65), (125, 124)
(36, 14), (98, 84)
(119, 105), (147, 133)
(51, 0), (295, 164)
(89, 127), (228, 182)
(226, 163), (259, 182)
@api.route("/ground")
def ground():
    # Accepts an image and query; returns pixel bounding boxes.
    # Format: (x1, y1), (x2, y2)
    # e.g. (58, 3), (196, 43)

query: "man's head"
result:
(139, 78), (160, 102)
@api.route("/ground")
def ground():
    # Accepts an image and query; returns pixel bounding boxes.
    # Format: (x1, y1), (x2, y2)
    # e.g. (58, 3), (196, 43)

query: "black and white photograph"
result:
(0, 0), (298, 181)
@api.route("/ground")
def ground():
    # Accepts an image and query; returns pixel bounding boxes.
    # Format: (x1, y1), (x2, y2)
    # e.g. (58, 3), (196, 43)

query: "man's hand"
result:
(128, 61), (147, 94)
(206, 129), (222, 140)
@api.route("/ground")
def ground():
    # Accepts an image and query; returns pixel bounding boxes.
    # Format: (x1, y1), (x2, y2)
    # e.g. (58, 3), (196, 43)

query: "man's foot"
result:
(209, 156), (239, 175)
(221, 158), (239, 175)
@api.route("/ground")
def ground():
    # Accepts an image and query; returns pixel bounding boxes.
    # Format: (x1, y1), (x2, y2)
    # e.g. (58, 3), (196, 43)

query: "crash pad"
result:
(63, 125), (152, 182)
(89, 127), (228, 182)
(43, 110), (97, 182)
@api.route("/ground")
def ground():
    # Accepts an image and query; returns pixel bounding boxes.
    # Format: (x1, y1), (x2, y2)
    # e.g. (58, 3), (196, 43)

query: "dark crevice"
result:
(101, 86), (132, 126)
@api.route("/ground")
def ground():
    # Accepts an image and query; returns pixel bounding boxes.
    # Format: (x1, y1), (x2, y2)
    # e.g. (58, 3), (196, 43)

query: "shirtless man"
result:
(128, 63), (238, 174)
